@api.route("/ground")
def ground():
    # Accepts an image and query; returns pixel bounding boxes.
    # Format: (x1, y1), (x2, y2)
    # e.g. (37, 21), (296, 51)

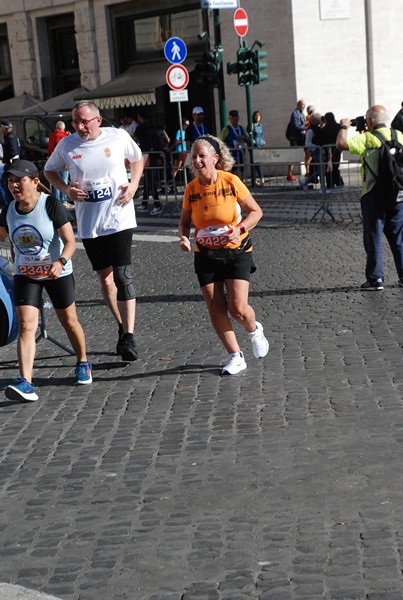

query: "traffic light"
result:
(236, 47), (254, 86)
(226, 60), (239, 76)
(202, 48), (222, 74)
(195, 47), (222, 86)
(251, 49), (268, 85)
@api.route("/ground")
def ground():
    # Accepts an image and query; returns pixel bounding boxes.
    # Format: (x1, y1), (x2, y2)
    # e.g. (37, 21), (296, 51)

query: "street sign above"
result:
(166, 64), (189, 91)
(164, 37), (187, 65)
(201, 0), (238, 7)
(233, 7), (249, 38)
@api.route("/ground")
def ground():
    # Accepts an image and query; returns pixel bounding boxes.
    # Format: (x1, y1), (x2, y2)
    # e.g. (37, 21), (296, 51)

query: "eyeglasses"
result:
(72, 116), (99, 126)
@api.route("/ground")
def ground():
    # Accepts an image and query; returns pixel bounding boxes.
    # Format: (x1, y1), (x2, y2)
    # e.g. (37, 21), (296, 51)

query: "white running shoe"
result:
(249, 322), (269, 359)
(221, 351), (247, 375)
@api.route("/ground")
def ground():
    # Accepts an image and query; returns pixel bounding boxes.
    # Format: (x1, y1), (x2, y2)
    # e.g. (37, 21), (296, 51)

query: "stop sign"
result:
(233, 7), (249, 38)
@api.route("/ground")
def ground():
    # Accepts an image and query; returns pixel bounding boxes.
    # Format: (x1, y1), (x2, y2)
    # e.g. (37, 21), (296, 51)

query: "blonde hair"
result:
(190, 134), (235, 175)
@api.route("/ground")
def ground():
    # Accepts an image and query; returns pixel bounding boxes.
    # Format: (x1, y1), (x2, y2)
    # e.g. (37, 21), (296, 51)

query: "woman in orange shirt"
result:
(178, 134), (269, 375)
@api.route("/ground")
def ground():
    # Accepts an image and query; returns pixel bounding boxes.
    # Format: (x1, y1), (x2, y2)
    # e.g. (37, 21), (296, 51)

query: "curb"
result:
(0, 585), (62, 599)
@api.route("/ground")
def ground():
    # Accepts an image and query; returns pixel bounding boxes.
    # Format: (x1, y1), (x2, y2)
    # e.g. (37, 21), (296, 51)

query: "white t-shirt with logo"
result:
(45, 127), (142, 239)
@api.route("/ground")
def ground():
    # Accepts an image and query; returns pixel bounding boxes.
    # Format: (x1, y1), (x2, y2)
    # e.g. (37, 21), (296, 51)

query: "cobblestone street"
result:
(1, 195), (403, 600)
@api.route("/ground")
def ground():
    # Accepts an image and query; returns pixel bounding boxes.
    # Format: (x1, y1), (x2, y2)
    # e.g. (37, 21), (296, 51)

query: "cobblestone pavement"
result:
(1, 195), (403, 600)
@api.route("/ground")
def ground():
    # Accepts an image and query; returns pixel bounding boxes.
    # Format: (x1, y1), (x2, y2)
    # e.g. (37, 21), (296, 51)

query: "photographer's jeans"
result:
(360, 187), (403, 282)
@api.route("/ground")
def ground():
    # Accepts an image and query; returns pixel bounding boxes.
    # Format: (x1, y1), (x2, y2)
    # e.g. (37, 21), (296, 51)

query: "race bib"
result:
(196, 225), (230, 248)
(17, 253), (52, 279)
(82, 177), (113, 203)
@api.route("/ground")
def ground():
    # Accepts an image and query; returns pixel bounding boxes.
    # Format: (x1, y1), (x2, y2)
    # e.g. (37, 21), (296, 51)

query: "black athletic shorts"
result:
(13, 273), (75, 310)
(82, 229), (134, 271)
(194, 250), (256, 288)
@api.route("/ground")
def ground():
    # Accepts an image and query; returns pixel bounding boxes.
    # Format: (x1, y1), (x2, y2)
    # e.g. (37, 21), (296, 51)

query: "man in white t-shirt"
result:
(44, 101), (144, 361)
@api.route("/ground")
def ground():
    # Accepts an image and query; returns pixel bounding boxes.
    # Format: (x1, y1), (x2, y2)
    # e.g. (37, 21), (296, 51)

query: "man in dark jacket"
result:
(391, 102), (403, 133)
(134, 110), (162, 214)
(0, 120), (20, 166)
(0, 120), (20, 205)
(287, 99), (306, 181)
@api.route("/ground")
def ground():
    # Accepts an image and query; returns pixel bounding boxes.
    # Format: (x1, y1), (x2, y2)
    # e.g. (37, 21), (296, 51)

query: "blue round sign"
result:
(164, 37), (187, 65)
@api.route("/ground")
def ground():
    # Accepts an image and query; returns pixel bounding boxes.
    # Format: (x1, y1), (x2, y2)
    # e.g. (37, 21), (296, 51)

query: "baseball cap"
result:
(192, 106), (204, 114)
(0, 119), (11, 127)
(5, 159), (39, 179)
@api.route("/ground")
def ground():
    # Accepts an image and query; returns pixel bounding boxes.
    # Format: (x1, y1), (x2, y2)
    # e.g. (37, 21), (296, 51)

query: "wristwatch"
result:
(57, 257), (67, 268)
(239, 224), (246, 234)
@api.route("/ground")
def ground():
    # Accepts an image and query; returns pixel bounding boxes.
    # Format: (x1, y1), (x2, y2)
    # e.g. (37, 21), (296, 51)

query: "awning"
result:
(0, 92), (42, 116)
(19, 87), (89, 115)
(74, 61), (194, 110)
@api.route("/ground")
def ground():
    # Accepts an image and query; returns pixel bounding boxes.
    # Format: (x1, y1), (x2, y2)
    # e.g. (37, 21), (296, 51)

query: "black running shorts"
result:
(13, 273), (76, 309)
(194, 250), (256, 288)
(82, 229), (134, 271)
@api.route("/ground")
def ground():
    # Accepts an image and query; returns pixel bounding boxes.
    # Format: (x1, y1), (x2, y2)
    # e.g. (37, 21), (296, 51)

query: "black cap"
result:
(0, 119), (11, 127)
(5, 159), (39, 179)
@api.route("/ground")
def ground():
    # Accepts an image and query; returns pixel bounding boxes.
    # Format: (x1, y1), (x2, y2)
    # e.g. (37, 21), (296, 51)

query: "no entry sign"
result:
(233, 7), (249, 38)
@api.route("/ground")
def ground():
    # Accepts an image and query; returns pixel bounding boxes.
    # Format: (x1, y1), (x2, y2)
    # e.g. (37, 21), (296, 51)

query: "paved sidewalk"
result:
(1, 197), (403, 600)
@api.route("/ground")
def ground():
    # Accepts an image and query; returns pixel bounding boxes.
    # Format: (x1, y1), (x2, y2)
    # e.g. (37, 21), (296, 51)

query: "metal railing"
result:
(133, 146), (362, 220)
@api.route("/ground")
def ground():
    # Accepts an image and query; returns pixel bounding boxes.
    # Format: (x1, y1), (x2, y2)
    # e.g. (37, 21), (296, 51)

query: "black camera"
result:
(350, 116), (366, 131)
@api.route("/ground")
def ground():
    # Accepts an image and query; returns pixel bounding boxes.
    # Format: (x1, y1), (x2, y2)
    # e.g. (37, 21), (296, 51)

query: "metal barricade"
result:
(132, 145), (362, 221)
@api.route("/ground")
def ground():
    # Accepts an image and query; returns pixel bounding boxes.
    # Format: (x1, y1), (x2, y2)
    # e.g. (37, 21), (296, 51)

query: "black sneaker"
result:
(361, 278), (384, 290)
(119, 333), (138, 361)
(116, 324), (124, 356)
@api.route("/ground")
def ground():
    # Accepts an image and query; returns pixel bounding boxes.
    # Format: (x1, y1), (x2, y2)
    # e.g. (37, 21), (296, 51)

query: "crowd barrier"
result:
(134, 145), (362, 218)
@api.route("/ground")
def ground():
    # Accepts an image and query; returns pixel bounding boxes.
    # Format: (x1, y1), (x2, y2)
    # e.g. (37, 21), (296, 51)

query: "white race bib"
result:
(82, 177), (113, 203)
(18, 253), (52, 279)
(196, 225), (230, 248)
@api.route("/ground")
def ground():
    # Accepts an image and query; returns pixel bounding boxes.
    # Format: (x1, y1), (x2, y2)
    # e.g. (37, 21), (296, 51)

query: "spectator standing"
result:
(0, 120), (20, 166)
(304, 104), (315, 175)
(134, 110), (163, 215)
(44, 101), (143, 361)
(172, 117), (189, 181)
(48, 121), (72, 208)
(251, 110), (266, 186)
(120, 114), (138, 137)
(391, 101), (403, 133)
(321, 112), (344, 188)
(178, 134), (269, 375)
(185, 107), (209, 144)
(336, 104), (403, 290)
(300, 113), (327, 191)
(220, 110), (249, 180)
(286, 99), (306, 181)
(1, 120), (20, 204)
(0, 159), (92, 402)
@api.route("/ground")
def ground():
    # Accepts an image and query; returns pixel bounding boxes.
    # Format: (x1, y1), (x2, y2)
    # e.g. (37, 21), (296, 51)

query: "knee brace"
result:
(113, 265), (136, 301)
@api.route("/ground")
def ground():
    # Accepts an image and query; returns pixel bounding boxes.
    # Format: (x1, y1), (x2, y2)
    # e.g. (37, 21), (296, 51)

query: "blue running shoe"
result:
(361, 278), (384, 290)
(75, 362), (93, 385)
(5, 377), (39, 402)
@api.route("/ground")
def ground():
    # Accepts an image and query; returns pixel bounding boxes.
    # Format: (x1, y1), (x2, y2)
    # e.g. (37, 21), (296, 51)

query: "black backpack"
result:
(369, 128), (403, 203)
(285, 120), (293, 141)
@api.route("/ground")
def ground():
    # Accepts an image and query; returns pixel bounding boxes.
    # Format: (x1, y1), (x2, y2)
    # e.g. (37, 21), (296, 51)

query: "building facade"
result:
(0, 0), (402, 145)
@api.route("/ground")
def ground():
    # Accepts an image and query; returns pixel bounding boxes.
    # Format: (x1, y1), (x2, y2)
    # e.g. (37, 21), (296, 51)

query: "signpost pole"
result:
(213, 9), (227, 130)
(245, 76), (255, 187)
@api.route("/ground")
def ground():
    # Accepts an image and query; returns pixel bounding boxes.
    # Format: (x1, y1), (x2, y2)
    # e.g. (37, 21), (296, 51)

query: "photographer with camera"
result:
(336, 104), (403, 290)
